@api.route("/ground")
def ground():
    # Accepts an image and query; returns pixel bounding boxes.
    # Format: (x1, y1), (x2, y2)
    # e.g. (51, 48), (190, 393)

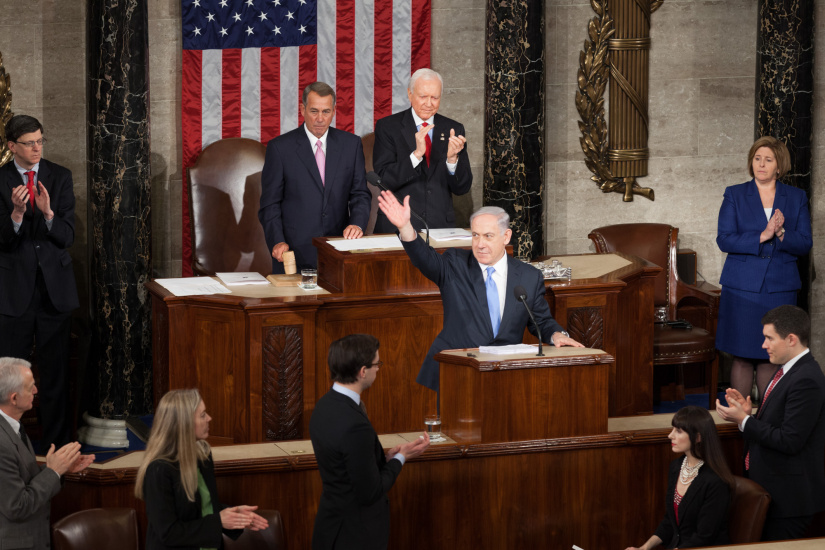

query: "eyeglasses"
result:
(369, 361), (383, 368)
(13, 138), (46, 149)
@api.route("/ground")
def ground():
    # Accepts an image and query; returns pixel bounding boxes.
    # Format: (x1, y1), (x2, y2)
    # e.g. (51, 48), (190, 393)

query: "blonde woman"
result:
(135, 389), (267, 549)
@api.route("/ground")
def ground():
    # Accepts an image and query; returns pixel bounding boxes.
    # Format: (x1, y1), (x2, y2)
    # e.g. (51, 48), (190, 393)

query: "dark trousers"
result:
(762, 514), (814, 541)
(0, 269), (72, 452)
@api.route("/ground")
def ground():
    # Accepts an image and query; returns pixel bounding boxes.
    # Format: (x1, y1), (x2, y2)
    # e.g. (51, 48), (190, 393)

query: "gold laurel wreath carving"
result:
(576, 0), (656, 202)
(0, 52), (13, 167)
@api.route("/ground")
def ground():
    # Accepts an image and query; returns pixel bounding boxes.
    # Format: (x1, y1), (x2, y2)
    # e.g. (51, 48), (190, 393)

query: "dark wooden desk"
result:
(148, 251), (658, 444)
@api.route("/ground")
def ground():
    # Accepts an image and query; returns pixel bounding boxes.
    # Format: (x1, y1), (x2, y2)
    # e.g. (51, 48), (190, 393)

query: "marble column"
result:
(484, 0), (545, 259)
(87, 0), (153, 418)
(755, 0), (814, 309)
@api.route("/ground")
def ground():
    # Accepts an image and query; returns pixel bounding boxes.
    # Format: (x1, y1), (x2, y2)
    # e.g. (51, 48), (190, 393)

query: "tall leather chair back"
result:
(188, 137), (271, 276)
(729, 476), (771, 543)
(223, 509), (286, 550)
(362, 132), (381, 234)
(52, 508), (139, 550)
(588, 223), (675, 313)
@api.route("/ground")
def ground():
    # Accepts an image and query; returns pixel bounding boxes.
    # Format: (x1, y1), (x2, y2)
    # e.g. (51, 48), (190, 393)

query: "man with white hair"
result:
(0, 357), (94, 549)
(377, 192), (583, 392)
(372, 68), (472, 234)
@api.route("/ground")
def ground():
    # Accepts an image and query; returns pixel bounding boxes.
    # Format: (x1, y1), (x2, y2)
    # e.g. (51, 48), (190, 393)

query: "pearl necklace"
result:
(679, 456), (704, 485)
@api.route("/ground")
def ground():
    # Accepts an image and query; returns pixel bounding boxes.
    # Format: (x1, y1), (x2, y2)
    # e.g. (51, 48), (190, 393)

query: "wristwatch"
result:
(776, 227), (785, 238)
(553, 331), (569, 345)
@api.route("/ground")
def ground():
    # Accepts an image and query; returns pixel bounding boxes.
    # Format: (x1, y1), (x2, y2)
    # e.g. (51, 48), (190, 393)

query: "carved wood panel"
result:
(567, 307), (605, 350)
(262, 325), (304, 440)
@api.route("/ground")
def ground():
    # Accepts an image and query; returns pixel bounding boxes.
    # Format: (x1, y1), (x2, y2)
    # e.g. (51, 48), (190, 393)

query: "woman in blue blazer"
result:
(716, 137), (812, 400)
(625, 406), (734, 549)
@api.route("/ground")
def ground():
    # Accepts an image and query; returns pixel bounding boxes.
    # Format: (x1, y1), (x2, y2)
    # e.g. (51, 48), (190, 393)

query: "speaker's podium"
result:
(435, 346), (613, 444)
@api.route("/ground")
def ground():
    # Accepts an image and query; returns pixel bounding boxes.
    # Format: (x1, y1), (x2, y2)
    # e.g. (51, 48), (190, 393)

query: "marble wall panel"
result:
(647, 79), (699, 158)
(41, 24), (85, 107)
(697, 78), (755, 157)
(0, 24), (42, 112)
(431, 5), (485, 90)
(148, 17), (181, 103)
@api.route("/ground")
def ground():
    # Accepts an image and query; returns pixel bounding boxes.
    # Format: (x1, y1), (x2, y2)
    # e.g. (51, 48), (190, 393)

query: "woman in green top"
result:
(136, 389), (267, 550)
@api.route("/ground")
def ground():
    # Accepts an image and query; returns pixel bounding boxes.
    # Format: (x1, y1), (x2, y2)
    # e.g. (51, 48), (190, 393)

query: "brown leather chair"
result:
(361, 131), (382, 235)
(729, 476), (771, 543)
(52, 508), (139, 550)
(223, 509), (286, 550)
(187, 137), (271, 276)
(588, 223), (719, 407)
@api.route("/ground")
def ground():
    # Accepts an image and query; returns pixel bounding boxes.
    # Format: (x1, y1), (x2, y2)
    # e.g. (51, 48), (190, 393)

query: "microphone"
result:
(367, 171), (430, 246)
(514, 285), (544, 357)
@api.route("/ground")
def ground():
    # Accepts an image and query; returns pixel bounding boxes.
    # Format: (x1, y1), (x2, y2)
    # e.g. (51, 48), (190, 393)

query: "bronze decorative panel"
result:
(262, 325), (304, 441)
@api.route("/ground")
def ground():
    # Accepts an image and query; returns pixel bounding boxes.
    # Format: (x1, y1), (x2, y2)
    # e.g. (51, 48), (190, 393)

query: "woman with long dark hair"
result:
(625, 406), (734, 549)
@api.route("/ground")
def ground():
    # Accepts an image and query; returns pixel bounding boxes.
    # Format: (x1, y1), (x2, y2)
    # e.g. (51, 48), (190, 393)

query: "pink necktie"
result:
(315, 140), (325, 185)
(421, 122), (431, 167)
(746, 366), (784, 470)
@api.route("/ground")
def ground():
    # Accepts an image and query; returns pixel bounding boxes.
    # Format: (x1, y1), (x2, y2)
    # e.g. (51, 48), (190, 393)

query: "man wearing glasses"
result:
(0, 115), (78, 451)
(309, 334), (430, 550)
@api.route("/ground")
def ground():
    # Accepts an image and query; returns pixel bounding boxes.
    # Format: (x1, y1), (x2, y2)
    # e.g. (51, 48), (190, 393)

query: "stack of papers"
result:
(216, 272), (270, 285)
(478, 344), (539, 355)
(428, 228), (472, 242)
(155, 277), (231, 297)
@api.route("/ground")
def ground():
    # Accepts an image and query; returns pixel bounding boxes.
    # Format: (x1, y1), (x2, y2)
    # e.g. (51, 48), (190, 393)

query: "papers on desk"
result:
(155, 277), (231, 296)
(427, 228), (472, 242)
(216, 272), (270, 285)
(328, 236), (402, 252)
(479, 344), (539, 355)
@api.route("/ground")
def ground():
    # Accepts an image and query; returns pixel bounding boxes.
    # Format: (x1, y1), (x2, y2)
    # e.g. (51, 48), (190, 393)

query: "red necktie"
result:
(25, 171), (35, 207)
(745, 366), (785, 470)
(421, 122), (431, 167)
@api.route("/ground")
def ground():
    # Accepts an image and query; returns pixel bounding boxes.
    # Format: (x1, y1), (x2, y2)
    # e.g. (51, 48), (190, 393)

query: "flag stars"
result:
(219, 0), (228, 7)
(245, 25), (255, 35)
(285, 10), (294, 20)
(206, 13), (215, 22)
(193, 0), (201, 7)
(246, 0), (254, 6)
(298, 0), (306, 5)
(192, 27), (202, 36)
(298, 24), (307, 34)
(271, 0), (280, 5)
(272, 26), (281, 35)
(219, 27), (228, 36)
(232, 12), (242, 21)
(258, 11), (268, 21)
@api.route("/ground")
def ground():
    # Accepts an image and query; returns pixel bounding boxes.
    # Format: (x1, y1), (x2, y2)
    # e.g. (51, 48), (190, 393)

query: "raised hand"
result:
(446, 128), (466, 164)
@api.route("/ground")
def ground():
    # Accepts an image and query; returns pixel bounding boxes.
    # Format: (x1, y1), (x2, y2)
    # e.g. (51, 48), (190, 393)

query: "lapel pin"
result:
(440, 133), (445, 141)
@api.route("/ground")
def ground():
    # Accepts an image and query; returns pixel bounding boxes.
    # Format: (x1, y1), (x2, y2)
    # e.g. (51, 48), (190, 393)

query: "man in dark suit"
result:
(0, 357), (93, 549)
(377, 191), (583, 391)
(717, 305), (825, 541)
(372, 68), (472, 234)
(258, 82), (372, 273)
(310, 334), (429, 550)
(0, 115), (79, 450)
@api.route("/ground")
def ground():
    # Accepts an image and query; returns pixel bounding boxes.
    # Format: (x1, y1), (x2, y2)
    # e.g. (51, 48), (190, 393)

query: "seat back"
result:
(188, 137), (271, 276)
(52, 508), (139, 550)
(223, 509), (286, 550)
(361, 132), (382, 235)
(588, 223), (677, 314)
(729, 476), (771, 543)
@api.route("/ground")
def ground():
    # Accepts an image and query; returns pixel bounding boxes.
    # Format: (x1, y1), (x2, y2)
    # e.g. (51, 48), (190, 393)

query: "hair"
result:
(5, 115), (44, 144)
(0, 357), (31, 405)
(302, 81), (336, 106)
(134, 389), (210, 501)
(408, 68), (443, 92)
(671, 406), (735, 488)
(327, 334), (380, 384)
(470, 206), (510, 235)
(762, 304), (810, 347)
(747, 136), (791, 180)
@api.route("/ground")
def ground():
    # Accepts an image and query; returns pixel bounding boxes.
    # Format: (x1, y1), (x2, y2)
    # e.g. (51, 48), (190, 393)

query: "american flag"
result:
(180, 0), (431, 275)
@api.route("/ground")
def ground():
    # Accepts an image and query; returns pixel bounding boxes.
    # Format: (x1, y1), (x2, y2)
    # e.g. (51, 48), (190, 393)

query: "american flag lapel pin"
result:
(440, 132), (445, 141)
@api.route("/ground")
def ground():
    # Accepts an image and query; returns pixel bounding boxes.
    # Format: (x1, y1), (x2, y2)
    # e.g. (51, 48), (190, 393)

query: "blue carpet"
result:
(653, 391), (728, 414)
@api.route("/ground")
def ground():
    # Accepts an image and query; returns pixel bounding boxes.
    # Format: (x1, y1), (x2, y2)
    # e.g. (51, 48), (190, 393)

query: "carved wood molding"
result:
(567, 307), (605, 350)
(262, 325), (304, 441)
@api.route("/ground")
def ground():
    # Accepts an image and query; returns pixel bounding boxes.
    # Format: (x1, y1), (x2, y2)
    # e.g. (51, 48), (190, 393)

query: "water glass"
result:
(300, 269), (318, 289)
(424, 414), (445, 442)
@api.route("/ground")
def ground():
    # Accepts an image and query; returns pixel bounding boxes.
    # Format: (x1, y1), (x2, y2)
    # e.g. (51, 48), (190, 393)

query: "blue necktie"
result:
(486, 266), (500, 337)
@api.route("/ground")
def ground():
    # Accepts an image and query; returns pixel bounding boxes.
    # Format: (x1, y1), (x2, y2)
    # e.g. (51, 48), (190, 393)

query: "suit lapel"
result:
(426, 114), (449, 177)
(500, 256), (523, 334)
(745, 179), (769, 227)
(758, 353), (808, 418)
(401, 109), (419, 164)
(677, 467), (707, 521)
(772, 181), (788, 221)
(294, 126), (325, 193)
(0, 417), (38, 475)
(468, 253), (494, 338)
(323, 129), (343, 207)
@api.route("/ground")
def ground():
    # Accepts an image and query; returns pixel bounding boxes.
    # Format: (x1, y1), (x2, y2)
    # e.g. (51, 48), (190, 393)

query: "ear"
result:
(503, 228), (512, 245)
(358, 365), (369, 379)
(787, 333), (799, 347)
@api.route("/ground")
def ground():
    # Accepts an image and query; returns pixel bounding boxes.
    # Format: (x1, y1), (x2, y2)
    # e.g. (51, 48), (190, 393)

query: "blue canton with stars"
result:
(182, 0), (317, 50)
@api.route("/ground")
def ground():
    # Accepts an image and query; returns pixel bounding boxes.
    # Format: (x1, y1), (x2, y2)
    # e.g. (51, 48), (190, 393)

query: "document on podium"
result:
(478, 344), (539, 355)
(155, 277), (231, 296)
(328, 236), (403, 252)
